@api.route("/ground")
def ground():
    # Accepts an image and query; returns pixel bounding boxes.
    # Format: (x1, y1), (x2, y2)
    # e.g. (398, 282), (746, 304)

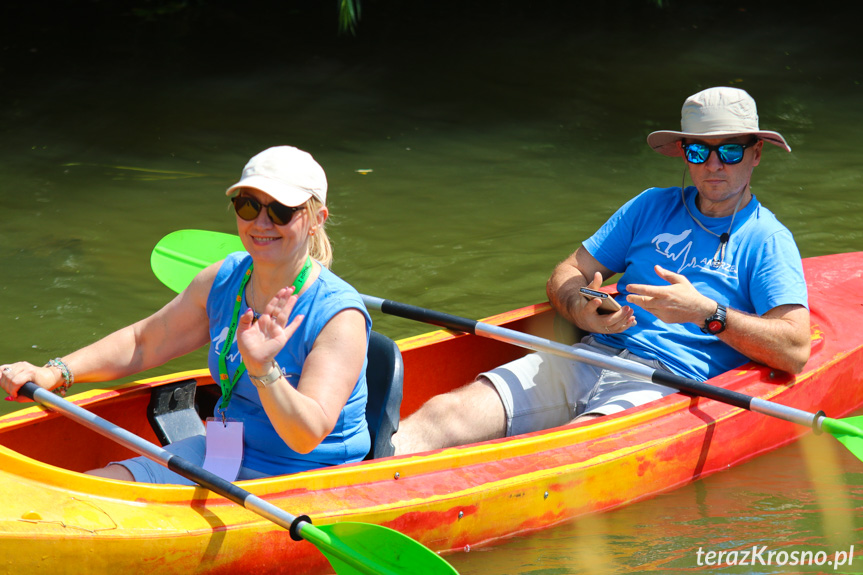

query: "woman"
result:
(0, 146), (371, 483)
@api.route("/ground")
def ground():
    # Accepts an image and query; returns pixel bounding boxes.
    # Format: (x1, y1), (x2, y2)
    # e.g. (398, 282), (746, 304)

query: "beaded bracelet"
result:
(45, 358), (74, 397)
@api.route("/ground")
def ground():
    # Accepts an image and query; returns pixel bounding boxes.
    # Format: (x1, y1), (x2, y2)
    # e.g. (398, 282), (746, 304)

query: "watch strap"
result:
(701, 303), (727, 335)
(249, 361), (282, 389)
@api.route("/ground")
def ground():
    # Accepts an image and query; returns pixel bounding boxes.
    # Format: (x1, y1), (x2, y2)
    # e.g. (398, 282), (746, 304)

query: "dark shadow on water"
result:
(3, 0), (858, 79)
(4, 0), (859, 169)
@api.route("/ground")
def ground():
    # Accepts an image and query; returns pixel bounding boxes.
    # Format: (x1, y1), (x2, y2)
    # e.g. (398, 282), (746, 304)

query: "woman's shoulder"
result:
(204, 252), (251, 310)
(221, 251), (253, 272)
(307, 267), (369, 319)
(211, 252), (252, 284)
(316, 266), (360, 293)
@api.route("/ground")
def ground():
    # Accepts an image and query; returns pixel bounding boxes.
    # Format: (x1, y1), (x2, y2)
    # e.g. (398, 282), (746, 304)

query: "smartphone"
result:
(579, 287), (622, 314)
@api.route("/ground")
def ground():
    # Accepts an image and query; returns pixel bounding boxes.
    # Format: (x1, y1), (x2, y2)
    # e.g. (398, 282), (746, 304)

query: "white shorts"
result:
(480, 336), (677, 437)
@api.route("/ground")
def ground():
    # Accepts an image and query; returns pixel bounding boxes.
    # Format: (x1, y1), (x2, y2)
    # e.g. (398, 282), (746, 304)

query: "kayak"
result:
(2, 251), (863, 574)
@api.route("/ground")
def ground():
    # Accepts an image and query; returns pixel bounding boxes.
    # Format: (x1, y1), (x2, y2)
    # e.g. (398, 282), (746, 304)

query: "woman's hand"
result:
(236, 287), (305, 376)
(1, 361), (61, 402)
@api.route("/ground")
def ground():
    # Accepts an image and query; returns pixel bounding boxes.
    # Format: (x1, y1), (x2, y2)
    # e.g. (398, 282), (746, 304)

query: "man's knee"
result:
(413, 389), (465, 422)
(396, 379), (506, 452)
(405, 380), (496, 428)
(444, 378), (507, 440)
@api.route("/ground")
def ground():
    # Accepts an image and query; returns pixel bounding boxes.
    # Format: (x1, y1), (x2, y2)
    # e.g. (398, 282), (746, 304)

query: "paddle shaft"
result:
(361, 295), (827, 432)
(147, 231), (826, 430)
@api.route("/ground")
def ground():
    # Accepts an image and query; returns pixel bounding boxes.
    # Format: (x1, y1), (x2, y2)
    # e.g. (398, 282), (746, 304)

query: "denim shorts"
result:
(114, 434), (268, 485)
(480, 336), (677, 437)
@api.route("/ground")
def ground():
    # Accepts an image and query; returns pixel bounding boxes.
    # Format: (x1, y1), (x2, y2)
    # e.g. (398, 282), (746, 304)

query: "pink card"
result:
(203, 419), (244, 481)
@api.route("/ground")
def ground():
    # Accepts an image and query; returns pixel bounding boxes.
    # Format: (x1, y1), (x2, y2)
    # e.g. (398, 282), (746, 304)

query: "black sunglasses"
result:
(682, 141), (756, 165)
(231, 195), (304, 226)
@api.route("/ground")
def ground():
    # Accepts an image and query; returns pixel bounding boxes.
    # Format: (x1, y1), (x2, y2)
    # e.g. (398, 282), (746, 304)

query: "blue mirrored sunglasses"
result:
(682, 142), (755, 165)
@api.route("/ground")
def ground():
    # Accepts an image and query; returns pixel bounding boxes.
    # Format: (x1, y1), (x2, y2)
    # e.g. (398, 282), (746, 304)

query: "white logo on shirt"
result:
(651, 228), (738, 278)
(652, 228), (697, 272)
(213, 327), (242, 363)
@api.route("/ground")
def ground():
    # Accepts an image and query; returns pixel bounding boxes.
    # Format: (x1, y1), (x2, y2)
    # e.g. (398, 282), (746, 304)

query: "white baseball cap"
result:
(647, 87), (791, 157)
(226, 146), (327, 206)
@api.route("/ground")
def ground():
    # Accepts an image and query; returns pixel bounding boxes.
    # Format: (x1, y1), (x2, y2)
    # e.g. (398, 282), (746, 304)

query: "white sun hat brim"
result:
(646, 87), (791, 157)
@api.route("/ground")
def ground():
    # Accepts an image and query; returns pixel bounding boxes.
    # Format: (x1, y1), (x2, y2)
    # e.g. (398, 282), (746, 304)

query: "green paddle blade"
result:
(151, 229), (245, 292)
(301, 522), (458, 575)
(822, 415), (863, 460)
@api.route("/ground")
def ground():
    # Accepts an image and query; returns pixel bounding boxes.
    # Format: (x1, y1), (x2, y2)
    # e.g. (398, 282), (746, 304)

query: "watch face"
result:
(708, 320), (723, 333)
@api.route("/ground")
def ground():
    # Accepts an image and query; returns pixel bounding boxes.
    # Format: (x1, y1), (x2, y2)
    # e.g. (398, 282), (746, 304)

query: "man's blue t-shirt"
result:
(583, 186), (808, 381)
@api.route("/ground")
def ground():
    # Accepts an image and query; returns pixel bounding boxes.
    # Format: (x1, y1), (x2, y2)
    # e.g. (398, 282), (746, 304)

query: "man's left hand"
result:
(626, 265), (716, 326)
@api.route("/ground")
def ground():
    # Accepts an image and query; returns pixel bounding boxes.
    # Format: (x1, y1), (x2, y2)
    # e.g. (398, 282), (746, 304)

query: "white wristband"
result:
(249, 361), (282, 389)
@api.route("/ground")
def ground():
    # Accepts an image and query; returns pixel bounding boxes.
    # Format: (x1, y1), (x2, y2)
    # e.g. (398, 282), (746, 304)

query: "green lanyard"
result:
(217, 256), (313, 412)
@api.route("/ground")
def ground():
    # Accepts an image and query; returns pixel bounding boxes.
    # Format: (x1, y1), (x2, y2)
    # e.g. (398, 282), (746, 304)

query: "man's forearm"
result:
(717, 305), (811, 374)
(547, 264), (590, 324)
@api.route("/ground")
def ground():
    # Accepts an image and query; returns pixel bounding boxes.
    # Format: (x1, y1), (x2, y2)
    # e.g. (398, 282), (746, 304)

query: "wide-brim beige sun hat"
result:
(226, 146), (327, 206)
(647, 87), (791, 157)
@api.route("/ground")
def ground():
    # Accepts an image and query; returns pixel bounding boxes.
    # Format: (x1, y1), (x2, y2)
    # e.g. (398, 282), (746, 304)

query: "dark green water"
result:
(2, 2), (862, 572)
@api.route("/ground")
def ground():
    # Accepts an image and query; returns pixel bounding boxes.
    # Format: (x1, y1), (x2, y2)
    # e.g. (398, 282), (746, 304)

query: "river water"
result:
(2, 2), (862, 573)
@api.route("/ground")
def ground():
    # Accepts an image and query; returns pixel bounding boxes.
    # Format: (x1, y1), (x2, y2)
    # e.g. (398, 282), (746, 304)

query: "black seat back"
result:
(147, 379), (206, 446)
(364, 330), (404, 459)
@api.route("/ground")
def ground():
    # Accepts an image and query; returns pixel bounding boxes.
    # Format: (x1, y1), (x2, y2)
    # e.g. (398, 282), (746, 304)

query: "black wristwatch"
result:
(701, 302), (727, 335)
(701, 303), (727, 335)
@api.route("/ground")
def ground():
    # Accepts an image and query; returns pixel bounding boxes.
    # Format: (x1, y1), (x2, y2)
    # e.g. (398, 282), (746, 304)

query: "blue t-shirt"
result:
(583, 186), (808, 381)
(206, 252), (371, 475)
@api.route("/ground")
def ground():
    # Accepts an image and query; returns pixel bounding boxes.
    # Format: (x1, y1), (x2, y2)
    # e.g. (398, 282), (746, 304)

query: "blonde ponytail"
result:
(306, 197), (333, 269)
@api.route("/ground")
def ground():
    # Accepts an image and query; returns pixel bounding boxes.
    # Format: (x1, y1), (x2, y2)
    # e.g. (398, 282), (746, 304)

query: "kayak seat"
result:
(147, 379), (206, 446)
(147, 331), (403, 460)
(364, 330), (404, 460)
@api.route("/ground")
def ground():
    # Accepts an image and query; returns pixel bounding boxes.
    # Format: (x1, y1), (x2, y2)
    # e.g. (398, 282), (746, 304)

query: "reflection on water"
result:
(1, 1), (862, 573)
(447, 432), (863, 574)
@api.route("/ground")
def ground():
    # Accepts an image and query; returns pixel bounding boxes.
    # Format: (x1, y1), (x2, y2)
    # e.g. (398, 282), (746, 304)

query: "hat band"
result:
(682, 117), (760, 135)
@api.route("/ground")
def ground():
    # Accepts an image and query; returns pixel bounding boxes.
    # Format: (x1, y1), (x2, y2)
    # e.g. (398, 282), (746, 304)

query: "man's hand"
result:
(625, 265), (716, 325)
(575, 272), (637, 334)
(547, 247), (636, 335)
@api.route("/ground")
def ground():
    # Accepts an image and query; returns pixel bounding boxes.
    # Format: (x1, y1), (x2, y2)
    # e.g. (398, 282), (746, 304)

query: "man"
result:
(392, 87), (811, 454)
